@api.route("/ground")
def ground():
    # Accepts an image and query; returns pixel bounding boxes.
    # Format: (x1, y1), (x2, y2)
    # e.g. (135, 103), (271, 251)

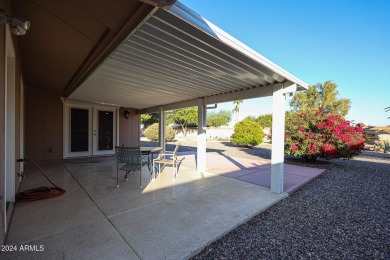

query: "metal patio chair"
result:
(153, 143), (181, 180)
(115, 146), (150, 188)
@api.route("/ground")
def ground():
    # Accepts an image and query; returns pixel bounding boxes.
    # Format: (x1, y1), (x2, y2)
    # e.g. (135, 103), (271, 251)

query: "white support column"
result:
(271, 84), (286, 193)
(158, 106), (166, 152)
(197, 99), (207, 173)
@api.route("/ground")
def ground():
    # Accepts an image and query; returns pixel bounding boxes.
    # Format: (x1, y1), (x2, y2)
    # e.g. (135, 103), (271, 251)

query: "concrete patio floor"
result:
(2, 155), (292, 260)
(179, 152), (325, 194)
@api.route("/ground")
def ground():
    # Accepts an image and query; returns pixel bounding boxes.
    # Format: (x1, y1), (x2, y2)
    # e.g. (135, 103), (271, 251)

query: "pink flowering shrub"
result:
(285, 110), (364, 161)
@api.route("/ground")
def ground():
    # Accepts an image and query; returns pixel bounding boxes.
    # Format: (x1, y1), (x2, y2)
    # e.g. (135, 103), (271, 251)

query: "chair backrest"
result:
(115, 146), (142, 164)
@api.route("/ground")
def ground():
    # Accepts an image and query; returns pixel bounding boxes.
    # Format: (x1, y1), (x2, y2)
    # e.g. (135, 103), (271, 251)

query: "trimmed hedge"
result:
(144, 123), (175, 142)
(231, 119), (264, 147)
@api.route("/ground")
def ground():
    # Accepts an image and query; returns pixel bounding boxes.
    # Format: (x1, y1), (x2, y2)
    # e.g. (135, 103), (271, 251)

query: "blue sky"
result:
(180, 0), (390, 126)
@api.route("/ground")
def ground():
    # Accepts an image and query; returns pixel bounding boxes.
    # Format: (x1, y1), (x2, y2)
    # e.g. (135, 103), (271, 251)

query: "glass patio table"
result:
(140, 146), (163, 172)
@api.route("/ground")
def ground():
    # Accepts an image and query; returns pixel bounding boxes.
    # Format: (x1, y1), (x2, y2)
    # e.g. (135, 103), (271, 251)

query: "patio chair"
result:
(115, 146), (150, 188)
(153, 143), (181, 180)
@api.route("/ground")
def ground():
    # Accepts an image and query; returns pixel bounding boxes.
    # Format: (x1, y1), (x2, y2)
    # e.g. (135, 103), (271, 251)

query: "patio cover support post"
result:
(197, 99), (206, 173)
(158, 106), (166, 152)
(271, 83), (286, 193)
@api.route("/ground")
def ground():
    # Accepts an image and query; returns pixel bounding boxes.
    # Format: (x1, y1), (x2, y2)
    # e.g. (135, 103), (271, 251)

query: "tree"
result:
(243, 114), (272, 129)
(256, 114), (272, 128)
(167, 107), (198, 137)
(244, 116), (257, 121)
(386, 107), (390, 119)
(230, 118), (264, 147)
(141, 113), (159, 126)
(207, 110), (232, 127)
(232, 100), (243, 124)
(290, 81), (351, 118)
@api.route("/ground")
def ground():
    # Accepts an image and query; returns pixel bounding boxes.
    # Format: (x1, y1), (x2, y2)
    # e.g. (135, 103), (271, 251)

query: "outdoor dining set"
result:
(115, 144), (181, 188)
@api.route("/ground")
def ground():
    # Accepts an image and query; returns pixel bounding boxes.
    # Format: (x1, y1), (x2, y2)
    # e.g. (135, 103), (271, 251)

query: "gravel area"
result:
(142, 140), (390, 259)
(173, 141), (389, 259)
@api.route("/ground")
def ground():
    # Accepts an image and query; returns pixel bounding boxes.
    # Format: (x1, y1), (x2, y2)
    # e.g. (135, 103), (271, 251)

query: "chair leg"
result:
(152, 160), (155, 181)
(117, 168), (119, 188)
(139, 164), (142, 188)
(149, 163), (152, 182)
(147, 155), (151, 172)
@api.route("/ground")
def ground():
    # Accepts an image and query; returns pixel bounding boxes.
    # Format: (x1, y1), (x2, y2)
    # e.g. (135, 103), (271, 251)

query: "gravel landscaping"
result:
(144, 141), (390, 259)
(143, 140), (390, 259)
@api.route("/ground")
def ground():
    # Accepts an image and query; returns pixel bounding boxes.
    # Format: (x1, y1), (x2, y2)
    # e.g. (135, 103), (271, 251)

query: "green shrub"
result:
(144, 123), (175, 142)
(231, 119), (264, 147)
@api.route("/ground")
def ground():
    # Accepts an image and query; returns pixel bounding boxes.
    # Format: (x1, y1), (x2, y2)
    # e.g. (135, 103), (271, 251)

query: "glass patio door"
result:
(66, 104), (117, 157)
(92, 107), (116, 155)
(68, 106), (93, 157)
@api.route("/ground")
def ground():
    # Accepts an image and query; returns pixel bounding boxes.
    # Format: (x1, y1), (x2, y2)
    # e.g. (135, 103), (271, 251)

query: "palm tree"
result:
(386, 107), (390, 119)
(232, 100), (243, 124)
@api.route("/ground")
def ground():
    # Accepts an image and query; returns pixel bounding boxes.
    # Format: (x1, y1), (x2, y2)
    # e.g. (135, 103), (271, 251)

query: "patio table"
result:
(140, 147), (163, 172)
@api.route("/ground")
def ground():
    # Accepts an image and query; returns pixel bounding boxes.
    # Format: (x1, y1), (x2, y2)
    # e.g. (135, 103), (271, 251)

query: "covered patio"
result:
(4, 159), (287, 259)
(2, 0), (309, 250)
(67, 0), (308, 194)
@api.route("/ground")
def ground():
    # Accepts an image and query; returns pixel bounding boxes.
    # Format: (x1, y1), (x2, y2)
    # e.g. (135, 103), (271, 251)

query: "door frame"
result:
(92, 106), (117, 156)
(63, 100), (119, 158)
(64, 103), (93, 158)
(3, 26), (16, 234)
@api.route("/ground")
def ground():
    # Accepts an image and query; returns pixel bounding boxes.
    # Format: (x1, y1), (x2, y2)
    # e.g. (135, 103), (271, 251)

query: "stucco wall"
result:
(1, 0), (25, 242)
(25, 87), (63, 161)
(119, 108), (140, 147)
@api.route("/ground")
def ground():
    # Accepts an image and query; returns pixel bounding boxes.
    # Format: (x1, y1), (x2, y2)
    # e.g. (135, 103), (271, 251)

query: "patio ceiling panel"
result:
(117, 41), (247, 91)
(113, 45), (248, 93)
(112, 50), (237, 94)
(120, 27), (257, 90)
(134, 21), (271, 86)
(169, 2), (304, 85)
(149, 12), (277, 84)
(68, 2), (307, 109)
(99, 59), (209, 96)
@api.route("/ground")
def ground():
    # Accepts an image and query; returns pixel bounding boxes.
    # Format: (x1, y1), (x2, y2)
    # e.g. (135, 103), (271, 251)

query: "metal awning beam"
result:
(139, 82), (296, 114)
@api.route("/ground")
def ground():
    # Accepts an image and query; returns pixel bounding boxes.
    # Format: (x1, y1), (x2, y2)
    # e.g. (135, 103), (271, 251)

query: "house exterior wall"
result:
(24, 97), (142, 159)
(25, 87), (63, 162)
(24, 96), (141, 161)
(1, 0), (25, 242)
(119, 108), (140, 147)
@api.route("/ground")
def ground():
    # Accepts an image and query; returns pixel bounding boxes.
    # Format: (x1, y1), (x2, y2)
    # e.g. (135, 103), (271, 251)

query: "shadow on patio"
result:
(2, 155), (287, 260)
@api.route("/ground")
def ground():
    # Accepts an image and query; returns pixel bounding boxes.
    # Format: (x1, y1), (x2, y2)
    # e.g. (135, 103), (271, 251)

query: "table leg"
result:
(148, 153), (152, 172)
(151, 151), (162, 179)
